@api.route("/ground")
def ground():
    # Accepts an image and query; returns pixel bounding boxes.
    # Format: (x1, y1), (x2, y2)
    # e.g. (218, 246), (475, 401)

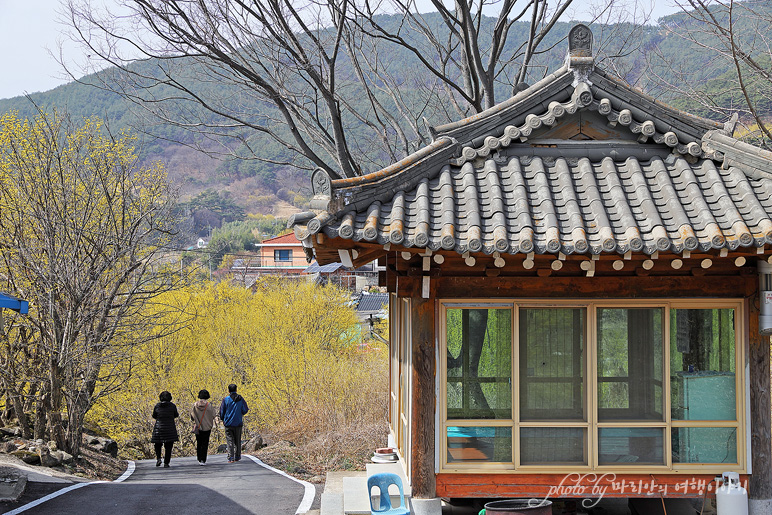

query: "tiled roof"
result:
(290, 26), (772, 260)
(261, 233), (301, 245)
(307, 145), (772, 256)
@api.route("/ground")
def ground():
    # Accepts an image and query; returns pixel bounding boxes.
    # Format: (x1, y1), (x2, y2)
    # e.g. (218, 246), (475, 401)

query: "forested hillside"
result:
(1, 7), (768, 230)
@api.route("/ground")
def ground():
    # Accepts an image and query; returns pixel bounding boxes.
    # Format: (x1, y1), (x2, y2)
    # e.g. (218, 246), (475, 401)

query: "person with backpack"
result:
(219, 383), (249, 463)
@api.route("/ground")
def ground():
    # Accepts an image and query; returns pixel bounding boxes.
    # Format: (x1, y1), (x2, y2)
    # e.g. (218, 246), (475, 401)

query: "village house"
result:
(291, 25), (772, 514)
(254, 233), (309, 274)
(231, 232), (382, 291)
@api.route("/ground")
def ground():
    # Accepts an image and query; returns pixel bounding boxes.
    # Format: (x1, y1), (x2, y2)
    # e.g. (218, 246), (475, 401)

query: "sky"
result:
(0, 0), (683, 101)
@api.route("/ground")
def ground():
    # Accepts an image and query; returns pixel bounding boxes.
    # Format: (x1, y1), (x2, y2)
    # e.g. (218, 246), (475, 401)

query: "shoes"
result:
(228, 459), (235, 463)
(234, 457), (241, 462)
(163, 463), (170, 468)
(156, 459), (161, 467)
(198, 461), (205, 466)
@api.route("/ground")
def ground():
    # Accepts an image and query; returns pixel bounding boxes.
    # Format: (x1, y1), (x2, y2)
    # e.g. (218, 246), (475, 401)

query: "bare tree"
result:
(0, 109), (182, 455)
(647, 0), (772, 145)
(62, 0), (642, 179)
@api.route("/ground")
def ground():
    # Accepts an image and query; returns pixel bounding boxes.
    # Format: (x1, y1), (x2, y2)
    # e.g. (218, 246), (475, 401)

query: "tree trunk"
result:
(10, 392), (31, 439)
(34, 392), (48, 441)
(48, 363), (67, 452)
(65, 404), (85, 458)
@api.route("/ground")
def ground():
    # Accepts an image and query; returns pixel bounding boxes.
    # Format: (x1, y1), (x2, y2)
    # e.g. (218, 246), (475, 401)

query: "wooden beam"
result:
(749, 285), (772, 500)
(386, 255), (396, 292)
(410, 295), (436, 499)
(436, 473), (748, 499)
(350, 247), (385, 268)
(428, 275), (754, 299)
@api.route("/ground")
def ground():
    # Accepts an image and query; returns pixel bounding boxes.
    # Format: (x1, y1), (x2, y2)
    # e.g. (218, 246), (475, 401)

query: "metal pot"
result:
(483, 499), (553, 515)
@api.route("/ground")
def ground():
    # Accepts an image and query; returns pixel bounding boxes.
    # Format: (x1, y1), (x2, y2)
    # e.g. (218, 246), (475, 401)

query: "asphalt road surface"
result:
(7, 455), (312, 515)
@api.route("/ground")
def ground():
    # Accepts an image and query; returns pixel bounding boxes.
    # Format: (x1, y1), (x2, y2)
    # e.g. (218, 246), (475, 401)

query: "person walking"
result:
(191, 389), (216, 465)
(151, 391), (179, 468)
(219, 384), (249, 463)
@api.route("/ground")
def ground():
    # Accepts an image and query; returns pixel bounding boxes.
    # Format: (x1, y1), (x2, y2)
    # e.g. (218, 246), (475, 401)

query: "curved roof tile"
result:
(315, 153), (772, 256)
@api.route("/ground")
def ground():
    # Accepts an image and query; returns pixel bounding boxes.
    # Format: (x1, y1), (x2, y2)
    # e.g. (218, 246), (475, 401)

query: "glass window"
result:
(519, 308), (585, 420)
(598, 427), (665, 465)
(520, 427), (586, 465)
(446, 308), (512, 419)
(440, 301), (744, 472)
(274, 249), (292, 261)
(597, 308), (663, 421)
(671, 309), (736, 421)
(672, 427), (738, 464)
(447, 426), (512, 463)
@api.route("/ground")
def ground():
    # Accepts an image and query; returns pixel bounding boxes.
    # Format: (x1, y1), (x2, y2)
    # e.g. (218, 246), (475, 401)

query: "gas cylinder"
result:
(716, 472), (748, 515)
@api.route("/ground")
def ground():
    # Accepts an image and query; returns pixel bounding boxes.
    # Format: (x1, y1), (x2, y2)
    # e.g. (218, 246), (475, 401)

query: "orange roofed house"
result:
(255, 233), (308, 275)
(290, 26), (772, 514)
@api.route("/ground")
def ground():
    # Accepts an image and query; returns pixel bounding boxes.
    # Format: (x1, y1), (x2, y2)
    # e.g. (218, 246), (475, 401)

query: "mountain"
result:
(1, 7), (769, 227)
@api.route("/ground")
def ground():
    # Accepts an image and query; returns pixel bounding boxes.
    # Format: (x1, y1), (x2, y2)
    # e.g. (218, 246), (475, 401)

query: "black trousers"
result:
(154, 441), (173, 465)
(225, 426), (243, 461)
(195, 429), (211, 463)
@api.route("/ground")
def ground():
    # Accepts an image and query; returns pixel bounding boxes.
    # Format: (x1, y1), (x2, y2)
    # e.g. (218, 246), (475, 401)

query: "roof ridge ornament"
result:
(310, 168), (333, 212)
(723, 112), (739, 137)
(567, 24), (594, 84)
(311, 168), (332, 197)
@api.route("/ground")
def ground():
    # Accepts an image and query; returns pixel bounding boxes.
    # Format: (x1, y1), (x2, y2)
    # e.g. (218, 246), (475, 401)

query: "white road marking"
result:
(7, 457), (313, 514)
(114, 460), (136, 483)
(244, 455), (316, 514)
(4, 460), (135, 515)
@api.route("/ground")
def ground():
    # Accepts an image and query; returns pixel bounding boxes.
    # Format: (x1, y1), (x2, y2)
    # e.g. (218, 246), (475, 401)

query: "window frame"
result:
(438, 298), (747, 474)
(274, 249), (292, 262)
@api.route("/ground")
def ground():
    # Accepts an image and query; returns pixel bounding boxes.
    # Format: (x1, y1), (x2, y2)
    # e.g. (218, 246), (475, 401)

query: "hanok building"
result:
(291, 25), (772, 514)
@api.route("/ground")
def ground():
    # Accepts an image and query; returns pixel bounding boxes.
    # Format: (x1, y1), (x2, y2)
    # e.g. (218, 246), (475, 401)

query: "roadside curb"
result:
(3, 460), (135, 515)
(244, 455), (315, 514)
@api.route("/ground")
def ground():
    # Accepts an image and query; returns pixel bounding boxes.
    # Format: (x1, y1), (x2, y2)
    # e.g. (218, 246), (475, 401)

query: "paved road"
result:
(9, 455), (311, 515)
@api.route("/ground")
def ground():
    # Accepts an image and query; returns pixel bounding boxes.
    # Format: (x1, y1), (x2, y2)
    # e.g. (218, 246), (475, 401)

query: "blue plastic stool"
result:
(367, 472), (409, 515)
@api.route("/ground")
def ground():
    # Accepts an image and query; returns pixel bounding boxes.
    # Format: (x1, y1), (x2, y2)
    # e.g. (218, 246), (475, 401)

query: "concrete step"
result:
(322, 465), (411, 515)
(320, 490), (344, 515)
(342, 476), (371, 514)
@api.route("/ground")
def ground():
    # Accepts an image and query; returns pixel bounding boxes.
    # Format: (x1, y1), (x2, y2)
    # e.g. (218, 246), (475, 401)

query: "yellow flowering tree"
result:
(89, 279), (386, 458)
(0, 111), (180, 456)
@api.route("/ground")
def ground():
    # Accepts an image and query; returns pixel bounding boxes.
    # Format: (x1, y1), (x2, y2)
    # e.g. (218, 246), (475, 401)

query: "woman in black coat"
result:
(150, 391), (179, 467)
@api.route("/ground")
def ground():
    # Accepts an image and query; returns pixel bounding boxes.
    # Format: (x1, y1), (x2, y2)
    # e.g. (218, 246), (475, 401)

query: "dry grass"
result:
(253, 348), (391, 481)
(255, 420), (388, 481)
(71, 443), (128, 481)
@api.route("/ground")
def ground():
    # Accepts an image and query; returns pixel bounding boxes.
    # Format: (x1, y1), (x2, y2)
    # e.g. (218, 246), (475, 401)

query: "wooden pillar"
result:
(749, 287), (772, 500)
(411, 293), (436, 499)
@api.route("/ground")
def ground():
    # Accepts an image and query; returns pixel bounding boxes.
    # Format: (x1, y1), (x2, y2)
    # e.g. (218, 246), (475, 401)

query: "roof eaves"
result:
(302, 137), (461, 236)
